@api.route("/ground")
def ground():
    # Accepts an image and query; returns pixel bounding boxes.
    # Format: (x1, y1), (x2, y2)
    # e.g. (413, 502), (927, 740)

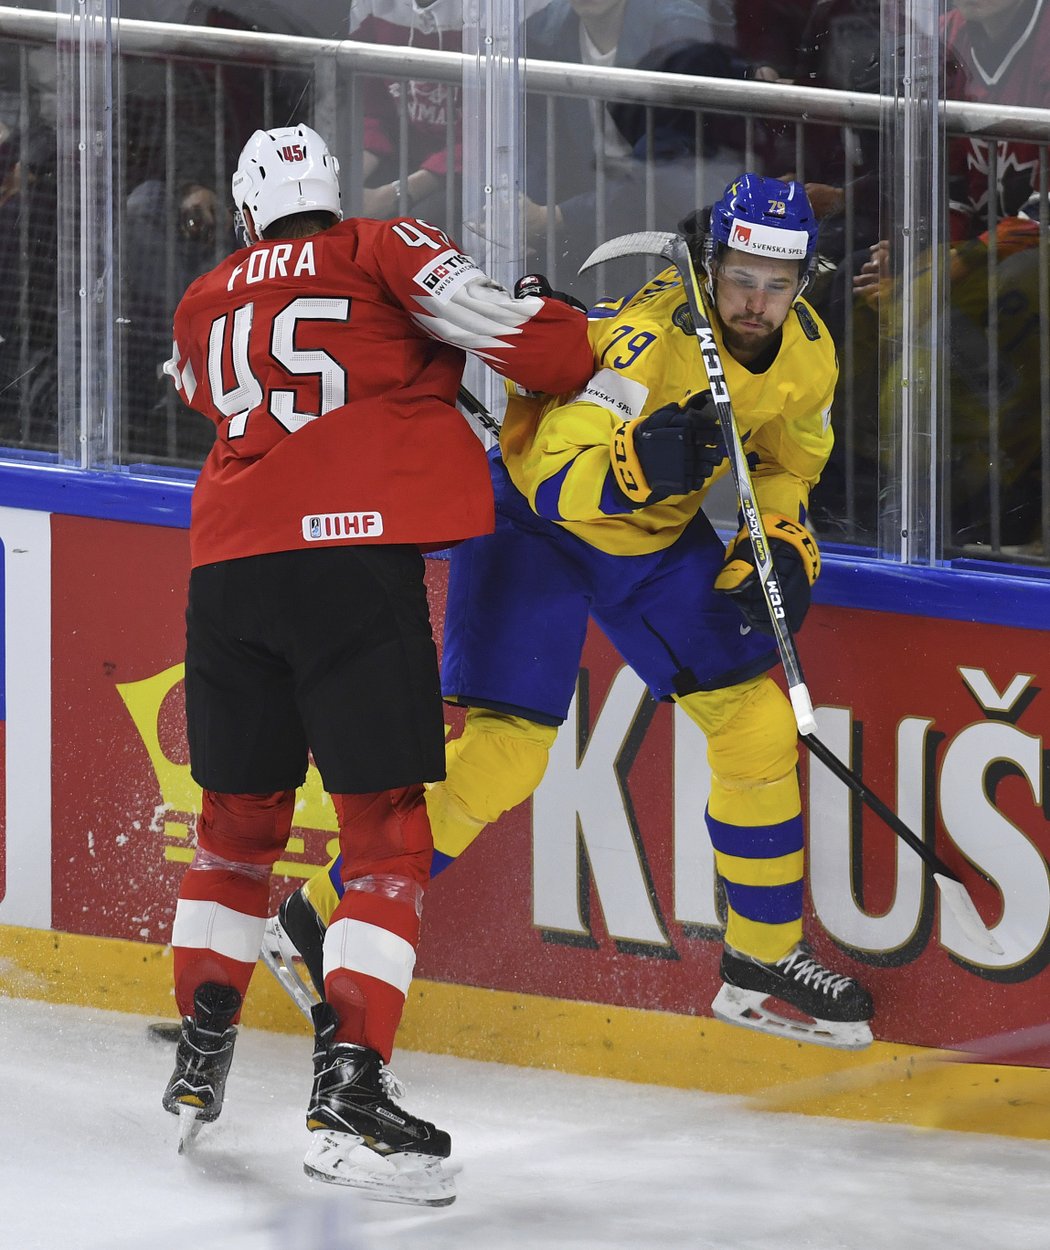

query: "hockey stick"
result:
(586, 233), (817, 735)
(580, 231), (1003, 958)
(457, 383), (501, 434)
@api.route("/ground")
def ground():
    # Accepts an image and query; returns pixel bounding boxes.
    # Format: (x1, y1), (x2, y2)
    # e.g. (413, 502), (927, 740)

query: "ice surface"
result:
(2, 997), (1048, 1250)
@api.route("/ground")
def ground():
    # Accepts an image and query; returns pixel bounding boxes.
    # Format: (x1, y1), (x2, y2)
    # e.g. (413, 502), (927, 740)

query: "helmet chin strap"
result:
(700, 234), (717, 303)
(235, 207), (260, 247)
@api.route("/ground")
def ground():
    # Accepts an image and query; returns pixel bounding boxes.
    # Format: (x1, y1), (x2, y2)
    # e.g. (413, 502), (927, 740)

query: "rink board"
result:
(2, 487), (1050, 1137)
(2, 922), (1049, 1140)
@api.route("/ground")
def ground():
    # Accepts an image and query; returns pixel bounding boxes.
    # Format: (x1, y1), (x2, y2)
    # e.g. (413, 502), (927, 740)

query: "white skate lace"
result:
(380, 1066), (407, 1101)
(776, 947), (854, 999)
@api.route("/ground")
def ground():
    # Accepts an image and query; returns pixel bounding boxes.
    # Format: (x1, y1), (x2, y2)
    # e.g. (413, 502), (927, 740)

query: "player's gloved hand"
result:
(611, 391), (725, 503)
(514, 272), (587, 313)
(714, 515), (821, 635)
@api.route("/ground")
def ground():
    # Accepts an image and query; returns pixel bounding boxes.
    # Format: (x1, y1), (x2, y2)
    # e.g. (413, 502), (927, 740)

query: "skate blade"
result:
(712, 983), (873, 1051)
(303, 1131), (456, 1207)
(177, 1103), (204, 1155)
(259, 916), (318, 1021)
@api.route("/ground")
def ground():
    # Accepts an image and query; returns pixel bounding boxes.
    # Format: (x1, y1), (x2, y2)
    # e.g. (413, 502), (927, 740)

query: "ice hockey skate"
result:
(712, 942), (873, 1049)
(161, 982), (241, 1152)
(304, 1003), (456, 1206)
(260, 888), (325, 1020)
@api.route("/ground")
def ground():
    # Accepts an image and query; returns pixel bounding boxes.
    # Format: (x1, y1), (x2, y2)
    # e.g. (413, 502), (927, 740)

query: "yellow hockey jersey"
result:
(500, 267), (838, 556)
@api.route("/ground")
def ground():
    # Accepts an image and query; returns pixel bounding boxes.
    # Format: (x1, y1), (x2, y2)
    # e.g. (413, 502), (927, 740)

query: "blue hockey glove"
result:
(612, 391), (725, 503)
(514, 272), (587, 313)
(714, 515), (821, 634)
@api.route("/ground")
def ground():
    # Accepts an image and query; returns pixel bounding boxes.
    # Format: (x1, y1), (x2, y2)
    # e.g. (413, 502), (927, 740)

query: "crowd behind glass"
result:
(0, 0), (1047, 566)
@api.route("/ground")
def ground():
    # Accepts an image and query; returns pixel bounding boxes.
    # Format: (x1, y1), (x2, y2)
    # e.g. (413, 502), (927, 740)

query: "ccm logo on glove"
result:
(714, 514), (820, 634)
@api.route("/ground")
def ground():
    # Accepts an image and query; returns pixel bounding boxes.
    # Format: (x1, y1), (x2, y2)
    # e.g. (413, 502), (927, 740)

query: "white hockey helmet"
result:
(231, 124), (342, 239)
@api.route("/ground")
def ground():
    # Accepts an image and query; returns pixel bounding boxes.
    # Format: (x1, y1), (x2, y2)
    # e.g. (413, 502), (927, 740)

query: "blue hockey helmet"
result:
(704, 173), (819, 291)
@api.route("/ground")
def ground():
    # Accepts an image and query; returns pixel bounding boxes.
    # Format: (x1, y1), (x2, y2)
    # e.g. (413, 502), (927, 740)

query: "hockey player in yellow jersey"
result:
(263, 174), (875, 1049)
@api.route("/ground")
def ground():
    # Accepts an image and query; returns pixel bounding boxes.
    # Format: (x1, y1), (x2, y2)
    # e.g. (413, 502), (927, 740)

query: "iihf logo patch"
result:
(302, 512), (384, 541)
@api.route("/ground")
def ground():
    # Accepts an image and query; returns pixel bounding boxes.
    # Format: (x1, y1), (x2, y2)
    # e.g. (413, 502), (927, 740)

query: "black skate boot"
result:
(303, 1003), (455, 1206)
(162, 982), (241, 1150)
(260, 887), (326, 1019)
(712, 942), (874, 1049)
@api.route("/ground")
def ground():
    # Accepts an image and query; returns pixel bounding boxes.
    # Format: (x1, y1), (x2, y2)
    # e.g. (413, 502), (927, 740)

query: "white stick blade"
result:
(934, 873), (1004, 956)
(579, 231), (678, 273)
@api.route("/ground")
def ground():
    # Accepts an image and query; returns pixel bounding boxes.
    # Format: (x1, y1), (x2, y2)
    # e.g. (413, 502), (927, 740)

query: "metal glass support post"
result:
(56, 0), (118, 470)
(460, 0), (525, 438)
(878, 0), (945, 564)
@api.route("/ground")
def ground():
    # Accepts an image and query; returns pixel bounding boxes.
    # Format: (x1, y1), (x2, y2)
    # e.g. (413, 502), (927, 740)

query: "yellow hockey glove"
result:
(714, 514), (820, 635)
(610, 391), (725, 504)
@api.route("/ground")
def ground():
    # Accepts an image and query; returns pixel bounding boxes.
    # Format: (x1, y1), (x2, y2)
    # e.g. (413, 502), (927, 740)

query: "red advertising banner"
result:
(0, 534), (6, 903)
(48, 513), (459, 939)
(45, 512), (1050, 1062)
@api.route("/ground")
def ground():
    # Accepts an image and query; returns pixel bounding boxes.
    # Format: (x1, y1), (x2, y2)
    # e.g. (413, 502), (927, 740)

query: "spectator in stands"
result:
(772, 0), (884, 265)
(521, 0), (774, 287)
(940, 0), (1050, 550)
(348, 0), (467, 230)
(0, 121), (59, 453)
(732, 0), (811, 71)
(810, 0), (1050, 552)
(944, 0), (1050, 243)
(120, 2), (317, 464)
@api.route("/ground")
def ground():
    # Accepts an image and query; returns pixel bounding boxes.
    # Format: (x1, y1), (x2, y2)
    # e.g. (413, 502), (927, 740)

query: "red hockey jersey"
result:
(944, 0), (1050, 240)
(166, 216), (592, 568)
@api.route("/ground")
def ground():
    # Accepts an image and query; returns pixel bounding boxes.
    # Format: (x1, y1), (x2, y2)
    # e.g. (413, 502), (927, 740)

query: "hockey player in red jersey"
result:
(159, 122), (592, 1204)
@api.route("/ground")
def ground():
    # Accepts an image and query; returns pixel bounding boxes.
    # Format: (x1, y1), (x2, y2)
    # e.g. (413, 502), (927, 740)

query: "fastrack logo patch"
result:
(414, 249), (481, 302)
(302, 512), (384, 541)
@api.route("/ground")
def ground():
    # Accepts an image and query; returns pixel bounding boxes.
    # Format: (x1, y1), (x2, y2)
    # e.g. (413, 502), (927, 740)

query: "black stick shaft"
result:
(801, 730), (961, 881)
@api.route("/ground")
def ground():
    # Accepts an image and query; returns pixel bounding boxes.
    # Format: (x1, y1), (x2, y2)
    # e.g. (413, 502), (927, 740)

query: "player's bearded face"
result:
(714, 252), (802, 357)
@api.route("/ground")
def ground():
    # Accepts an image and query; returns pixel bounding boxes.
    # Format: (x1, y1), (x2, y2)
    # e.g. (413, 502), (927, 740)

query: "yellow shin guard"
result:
(676, 677), (804, 963)
(301, 707), (558, 925)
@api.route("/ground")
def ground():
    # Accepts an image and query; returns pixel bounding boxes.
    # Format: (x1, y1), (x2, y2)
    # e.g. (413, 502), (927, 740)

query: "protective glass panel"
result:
(4, 0), (1048, 572)
(939, 0), (1050, 566)
(520, 0), (887, 540)
(114, 5), (331, 470)
(0, 3), (61, 461)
